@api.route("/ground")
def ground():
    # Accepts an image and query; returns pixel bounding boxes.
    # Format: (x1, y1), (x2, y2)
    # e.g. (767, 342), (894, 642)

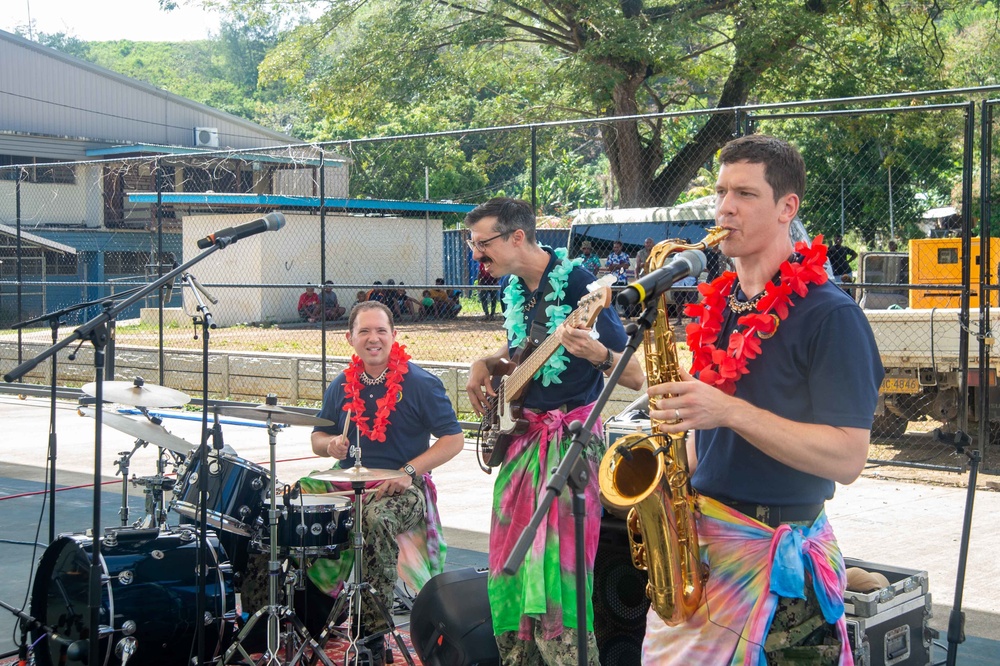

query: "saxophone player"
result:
(643, 135), (883, 665)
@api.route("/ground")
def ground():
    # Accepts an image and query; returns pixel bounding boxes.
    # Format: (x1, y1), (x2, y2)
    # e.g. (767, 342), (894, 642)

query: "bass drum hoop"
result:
(30, 527), (232, 666)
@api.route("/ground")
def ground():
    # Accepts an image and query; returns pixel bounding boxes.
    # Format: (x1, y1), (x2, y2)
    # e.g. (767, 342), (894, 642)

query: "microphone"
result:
(196, 212), (286, 249)
(616, 249), (706, 308)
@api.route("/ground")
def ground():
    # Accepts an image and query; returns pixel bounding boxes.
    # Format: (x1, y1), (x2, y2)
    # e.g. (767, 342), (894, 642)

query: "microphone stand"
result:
(183, 270), (218, 666)
(501, 300), (656, 666)
(9, 288), (145, 544)
(3, 244), (224, 666)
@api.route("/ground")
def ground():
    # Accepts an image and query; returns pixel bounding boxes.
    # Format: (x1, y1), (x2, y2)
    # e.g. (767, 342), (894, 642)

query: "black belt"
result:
(719, 500), (824, 528)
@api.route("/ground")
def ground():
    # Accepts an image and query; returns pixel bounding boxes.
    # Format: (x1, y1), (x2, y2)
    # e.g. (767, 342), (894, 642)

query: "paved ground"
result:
(0, 394), (997, 663)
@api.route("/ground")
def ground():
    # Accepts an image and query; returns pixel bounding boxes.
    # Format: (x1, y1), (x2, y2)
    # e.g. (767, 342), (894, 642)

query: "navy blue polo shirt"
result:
(691, 280), (884, 505)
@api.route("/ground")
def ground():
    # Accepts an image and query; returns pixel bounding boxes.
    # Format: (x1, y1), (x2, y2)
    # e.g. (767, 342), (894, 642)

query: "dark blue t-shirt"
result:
(691, 280), (884, 505)
(313, 362), (463, 470)
(501, 249), (629, 412)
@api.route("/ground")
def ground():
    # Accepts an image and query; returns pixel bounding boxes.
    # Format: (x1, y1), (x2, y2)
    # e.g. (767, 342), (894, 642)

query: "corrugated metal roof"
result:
(127, 192), (476, 214)
(0, 28), (297, 150)
(0, 223), (76, 254)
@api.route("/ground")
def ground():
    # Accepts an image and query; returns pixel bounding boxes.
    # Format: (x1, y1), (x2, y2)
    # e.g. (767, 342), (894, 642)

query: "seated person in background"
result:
(351, 290), (368, 311)
(394, 280), (424, 318)
(320, 280), (346, 321)
(429, 278), (462, 319)
(298, 285), (321, 322)
(385, 279), (408, 318)
(578, 241), (602, 275)
(307, 302), (465, 664)
(606, 240), (631, 285)
(420, 290), (435, 319)
(366, 281), (388, 305)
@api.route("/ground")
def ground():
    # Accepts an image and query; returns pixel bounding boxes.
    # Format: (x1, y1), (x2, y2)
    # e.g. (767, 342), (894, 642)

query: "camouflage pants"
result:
(764, 580), (842, 666)
(495, 628), (600, 666)
(355, 482), (426, 633)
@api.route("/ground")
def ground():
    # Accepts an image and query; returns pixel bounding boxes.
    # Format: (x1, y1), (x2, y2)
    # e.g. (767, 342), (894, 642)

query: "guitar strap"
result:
(520, 261), (560, 357)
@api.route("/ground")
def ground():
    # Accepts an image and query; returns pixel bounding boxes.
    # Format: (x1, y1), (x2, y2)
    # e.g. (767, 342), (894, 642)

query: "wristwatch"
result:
(403, 463), (418, 481)
(593, 347), (614, 372)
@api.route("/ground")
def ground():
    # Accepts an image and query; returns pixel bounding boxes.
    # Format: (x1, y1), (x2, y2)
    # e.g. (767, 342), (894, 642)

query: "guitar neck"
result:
(507, 333), (562, 396)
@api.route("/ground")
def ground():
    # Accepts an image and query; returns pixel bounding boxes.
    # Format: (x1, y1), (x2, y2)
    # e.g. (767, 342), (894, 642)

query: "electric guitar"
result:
(477, 276), (615, 472)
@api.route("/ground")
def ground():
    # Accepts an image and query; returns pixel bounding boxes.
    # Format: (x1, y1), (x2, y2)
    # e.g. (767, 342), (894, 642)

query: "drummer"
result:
(307, 301), (464, 663)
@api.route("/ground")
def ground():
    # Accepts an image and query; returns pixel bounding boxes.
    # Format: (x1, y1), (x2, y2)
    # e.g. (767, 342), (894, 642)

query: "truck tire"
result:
(873, 413), (909, 439)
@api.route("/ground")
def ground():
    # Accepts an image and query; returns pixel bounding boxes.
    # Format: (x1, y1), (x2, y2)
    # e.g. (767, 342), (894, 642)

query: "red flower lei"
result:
(684, 235), (829, 395)
(342, 342), (411, 443)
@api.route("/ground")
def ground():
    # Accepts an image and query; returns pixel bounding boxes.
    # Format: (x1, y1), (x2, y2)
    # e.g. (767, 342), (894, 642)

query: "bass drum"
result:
(30, 526), (236, 666)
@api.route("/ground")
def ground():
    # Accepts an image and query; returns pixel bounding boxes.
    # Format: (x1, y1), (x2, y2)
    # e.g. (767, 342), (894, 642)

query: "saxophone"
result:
(598, 226), (729, 626)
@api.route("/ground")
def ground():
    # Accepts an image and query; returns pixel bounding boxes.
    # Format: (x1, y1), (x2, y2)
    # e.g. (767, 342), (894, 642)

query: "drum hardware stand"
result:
(308, 450), (416, 666)
(223, 398), (334, 666)
(4, 239), (230, 665)
(8, 288), (142, 545)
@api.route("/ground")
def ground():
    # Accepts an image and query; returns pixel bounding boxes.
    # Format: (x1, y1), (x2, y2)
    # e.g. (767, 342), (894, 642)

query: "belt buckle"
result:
(754, 505), (771, 525)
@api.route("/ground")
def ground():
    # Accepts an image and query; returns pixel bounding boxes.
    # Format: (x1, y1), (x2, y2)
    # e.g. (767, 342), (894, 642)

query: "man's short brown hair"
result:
(719, 134), (806, 202)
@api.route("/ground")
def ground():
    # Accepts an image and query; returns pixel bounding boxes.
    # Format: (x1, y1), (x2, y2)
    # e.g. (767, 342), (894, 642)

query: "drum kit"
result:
(27, 379), (414, 666)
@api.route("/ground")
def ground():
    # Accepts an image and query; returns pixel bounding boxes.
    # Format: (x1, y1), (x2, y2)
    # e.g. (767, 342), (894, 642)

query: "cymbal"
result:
(311, 466), (407, 483)
(216, 404), (335, 428)
(82, 379), (190, 408)
(78, 406), (193, 454)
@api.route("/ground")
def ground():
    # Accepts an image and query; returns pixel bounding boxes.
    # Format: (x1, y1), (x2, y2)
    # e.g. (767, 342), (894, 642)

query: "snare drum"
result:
(30, 526), (235, 666)
(266, 493), (352, 556)
(171, 451), (270, 536)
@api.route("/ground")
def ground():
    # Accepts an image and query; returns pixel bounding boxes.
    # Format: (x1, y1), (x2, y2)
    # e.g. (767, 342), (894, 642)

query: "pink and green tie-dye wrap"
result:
(488, 404), (604, 640)
(642, 495), (853, 665)
(298, 473), (447, 597)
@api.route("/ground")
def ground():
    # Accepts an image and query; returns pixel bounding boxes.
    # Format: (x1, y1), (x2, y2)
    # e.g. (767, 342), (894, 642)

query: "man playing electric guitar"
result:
(465, 198), (645, 665)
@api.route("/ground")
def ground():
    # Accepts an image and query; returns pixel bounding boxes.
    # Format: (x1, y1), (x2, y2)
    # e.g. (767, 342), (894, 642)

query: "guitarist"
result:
(465, 197), (645, 665)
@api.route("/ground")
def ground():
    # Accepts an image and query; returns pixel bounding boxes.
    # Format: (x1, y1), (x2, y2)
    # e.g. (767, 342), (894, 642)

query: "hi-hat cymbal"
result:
(311, 466), (407, 483)
(216, 404), (334, 428)
(82, 379), (190, 408)
(78, 406), (193, 454)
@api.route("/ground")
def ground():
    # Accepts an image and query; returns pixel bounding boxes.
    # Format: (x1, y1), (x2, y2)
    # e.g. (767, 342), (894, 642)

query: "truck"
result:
(857, 238), (1000, 440)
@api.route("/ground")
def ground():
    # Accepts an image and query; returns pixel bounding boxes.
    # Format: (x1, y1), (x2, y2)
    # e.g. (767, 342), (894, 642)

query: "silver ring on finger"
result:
(674, 408), (682, 422)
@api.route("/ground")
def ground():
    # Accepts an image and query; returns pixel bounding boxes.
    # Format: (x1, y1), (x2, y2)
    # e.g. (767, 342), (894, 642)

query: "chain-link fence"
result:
(2, 89), (999, 473)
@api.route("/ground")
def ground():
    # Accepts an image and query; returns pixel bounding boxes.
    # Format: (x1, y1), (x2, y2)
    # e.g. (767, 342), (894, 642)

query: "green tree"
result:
(218, 0), (954, 207)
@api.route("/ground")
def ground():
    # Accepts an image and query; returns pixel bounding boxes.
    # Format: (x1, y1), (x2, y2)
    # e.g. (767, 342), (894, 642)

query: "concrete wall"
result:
(0, 341), (644, 418)
(181, 212), (446, 327)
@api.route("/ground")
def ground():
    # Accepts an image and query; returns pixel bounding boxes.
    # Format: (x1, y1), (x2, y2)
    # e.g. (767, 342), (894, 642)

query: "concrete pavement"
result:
(0, 395), (997, 663)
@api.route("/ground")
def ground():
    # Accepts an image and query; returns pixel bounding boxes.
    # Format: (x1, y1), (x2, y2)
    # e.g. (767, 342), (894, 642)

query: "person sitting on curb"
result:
(298, 285), (321, 322)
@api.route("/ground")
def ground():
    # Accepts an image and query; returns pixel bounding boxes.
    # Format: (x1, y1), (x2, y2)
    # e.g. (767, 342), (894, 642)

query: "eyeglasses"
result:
(466, 232), (508, 252)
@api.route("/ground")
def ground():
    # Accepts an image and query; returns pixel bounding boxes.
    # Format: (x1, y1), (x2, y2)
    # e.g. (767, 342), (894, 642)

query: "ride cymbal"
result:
(215, 404), (335, 428)
(78, 406), (193, 454)
(82, 378), (190, 408)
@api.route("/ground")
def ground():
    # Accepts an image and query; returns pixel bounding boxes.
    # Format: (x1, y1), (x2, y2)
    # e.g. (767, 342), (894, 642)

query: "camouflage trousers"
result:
(495, 628), (600, 666)
(352, 482), (426, 633)
(764, 580), (843, 665)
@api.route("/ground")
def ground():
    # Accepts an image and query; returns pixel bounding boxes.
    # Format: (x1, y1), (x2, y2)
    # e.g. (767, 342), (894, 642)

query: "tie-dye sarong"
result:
(298, 473), (446, 597)
(488, 404), (604, 640)
(642, 495), (853, 666)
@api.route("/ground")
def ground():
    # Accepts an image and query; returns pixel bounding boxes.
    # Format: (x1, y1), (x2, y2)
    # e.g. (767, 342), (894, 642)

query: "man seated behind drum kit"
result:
(305, 301), (465, 665)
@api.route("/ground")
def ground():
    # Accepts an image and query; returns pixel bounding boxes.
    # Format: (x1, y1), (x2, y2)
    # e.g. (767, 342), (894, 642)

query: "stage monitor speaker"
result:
(593, 515), (649, 666)
(409, 568), (500, 666)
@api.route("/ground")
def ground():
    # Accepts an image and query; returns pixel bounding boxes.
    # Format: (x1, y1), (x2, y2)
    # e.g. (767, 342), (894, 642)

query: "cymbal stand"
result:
(223, 402), (333, 666)
(308, 479), (415, 666)
(114, 444), (139, 527)
(131, 446), (177, 530)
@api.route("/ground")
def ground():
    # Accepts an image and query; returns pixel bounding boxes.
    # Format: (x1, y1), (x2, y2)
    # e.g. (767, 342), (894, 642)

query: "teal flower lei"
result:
(502, 247), (583, 386)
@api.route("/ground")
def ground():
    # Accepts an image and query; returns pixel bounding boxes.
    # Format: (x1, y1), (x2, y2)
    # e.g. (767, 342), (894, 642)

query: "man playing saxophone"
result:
(642, 135), (883, 665)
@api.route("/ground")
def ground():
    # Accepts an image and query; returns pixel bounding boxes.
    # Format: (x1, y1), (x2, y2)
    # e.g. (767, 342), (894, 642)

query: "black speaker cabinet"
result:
(410, 568), (500, 666)
(593, 515), (649, 666)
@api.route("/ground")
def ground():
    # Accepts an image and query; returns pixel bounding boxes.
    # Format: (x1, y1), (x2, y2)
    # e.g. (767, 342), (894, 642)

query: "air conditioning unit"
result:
(194, 127), (219, 148)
